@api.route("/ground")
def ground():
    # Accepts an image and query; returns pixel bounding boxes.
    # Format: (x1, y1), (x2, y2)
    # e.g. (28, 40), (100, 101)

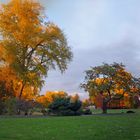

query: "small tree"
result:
(48, 96), (82, 116)
(81, 63), (133, 113)
(36, 91), (67, 108)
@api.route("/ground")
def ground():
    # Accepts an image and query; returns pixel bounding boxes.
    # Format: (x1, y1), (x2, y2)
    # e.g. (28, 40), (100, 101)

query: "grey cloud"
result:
(42, 38), (140, 99)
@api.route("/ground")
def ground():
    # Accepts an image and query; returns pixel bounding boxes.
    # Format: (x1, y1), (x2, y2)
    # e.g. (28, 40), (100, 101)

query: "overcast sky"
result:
(1, 0), (140, 99)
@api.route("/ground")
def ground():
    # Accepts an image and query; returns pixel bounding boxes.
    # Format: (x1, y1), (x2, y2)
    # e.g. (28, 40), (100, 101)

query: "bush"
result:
(82, 108), (92, 115)
(70, 100), (82, 112)
(5, 98), (17, 115)
(133, 96), (140, 109)
(4, 98), (36, 115)
(59, 109), (75, 116)
(16, 99), (35, 115)
(41, 109), (48, 116)
(0, 100), (5, 115)
(48, 97), (82, 116)
(126, 110), (135, 113)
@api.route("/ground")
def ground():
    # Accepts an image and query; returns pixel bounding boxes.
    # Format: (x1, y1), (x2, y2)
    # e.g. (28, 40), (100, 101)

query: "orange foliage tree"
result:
(81, 63), (134, 113)
(36, 91), (67, 108)
(0, 0), (72, 99)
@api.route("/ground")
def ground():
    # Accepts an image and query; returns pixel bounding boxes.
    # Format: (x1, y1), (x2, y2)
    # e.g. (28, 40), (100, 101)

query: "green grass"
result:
(92, 108), (140, 114)
(0, 110), (140, 140)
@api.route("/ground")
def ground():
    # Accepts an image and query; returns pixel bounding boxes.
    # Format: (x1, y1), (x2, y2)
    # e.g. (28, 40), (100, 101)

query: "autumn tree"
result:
(81, 63), (134, 113)
(82, 99), (91, 108)
(0, 0), (72, 99)
(36, 91), (67, 108)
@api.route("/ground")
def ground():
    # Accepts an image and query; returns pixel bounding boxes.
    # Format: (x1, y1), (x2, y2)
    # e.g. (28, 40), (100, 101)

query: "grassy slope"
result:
(0, 111), (140, 140)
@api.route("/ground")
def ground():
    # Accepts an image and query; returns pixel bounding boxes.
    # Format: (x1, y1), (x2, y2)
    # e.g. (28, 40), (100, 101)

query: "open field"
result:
(0, 109), (140, 140)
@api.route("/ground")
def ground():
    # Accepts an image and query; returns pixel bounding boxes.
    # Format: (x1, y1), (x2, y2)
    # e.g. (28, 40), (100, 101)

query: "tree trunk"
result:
(17, 82), (25, 115)
(19, 82), (25, 99)
(102, 99), (108, 114)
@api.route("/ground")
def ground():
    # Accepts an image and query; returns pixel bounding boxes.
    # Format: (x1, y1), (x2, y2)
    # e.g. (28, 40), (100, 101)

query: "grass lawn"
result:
(0, 110), (140, 140)
(92, 108), (140, 114)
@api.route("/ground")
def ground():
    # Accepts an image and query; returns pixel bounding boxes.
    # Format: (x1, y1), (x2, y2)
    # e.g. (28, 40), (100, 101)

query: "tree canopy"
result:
(81, 63), (135, 113)
(0, 0), (72, 98)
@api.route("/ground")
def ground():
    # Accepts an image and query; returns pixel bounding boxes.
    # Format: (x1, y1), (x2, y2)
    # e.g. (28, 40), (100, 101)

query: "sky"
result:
(1, 0), (140, 99)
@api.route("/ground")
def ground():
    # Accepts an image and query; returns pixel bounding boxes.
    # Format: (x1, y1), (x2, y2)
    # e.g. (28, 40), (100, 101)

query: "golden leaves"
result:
(0, 0), (72, 100)
(0, 0), (42, 44)
(36, 91), (67, 107)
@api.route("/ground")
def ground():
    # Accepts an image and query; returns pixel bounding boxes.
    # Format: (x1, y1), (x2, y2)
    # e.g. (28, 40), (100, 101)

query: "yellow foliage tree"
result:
(0, 0), (72, 99)
(36, 91), (67, 107)
(81, 63), (134, 113)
